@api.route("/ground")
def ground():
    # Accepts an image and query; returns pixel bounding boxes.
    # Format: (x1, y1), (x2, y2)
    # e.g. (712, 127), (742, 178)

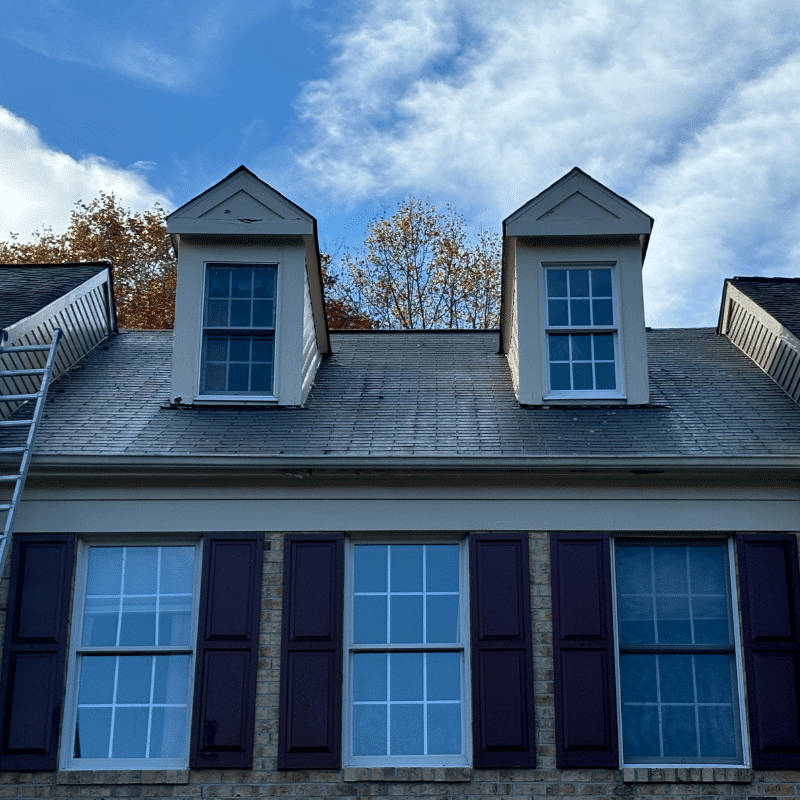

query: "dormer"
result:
(501, 168), (653, 406)
(167, 167), (330, 406)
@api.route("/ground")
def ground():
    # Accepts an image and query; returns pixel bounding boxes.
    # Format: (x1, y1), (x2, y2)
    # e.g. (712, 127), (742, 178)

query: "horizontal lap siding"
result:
(300, 271), (321, 403)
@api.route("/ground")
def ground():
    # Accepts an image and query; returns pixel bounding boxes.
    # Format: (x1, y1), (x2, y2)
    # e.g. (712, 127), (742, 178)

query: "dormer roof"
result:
(503, 167), (653, 243)
(167, 166), (317, 239)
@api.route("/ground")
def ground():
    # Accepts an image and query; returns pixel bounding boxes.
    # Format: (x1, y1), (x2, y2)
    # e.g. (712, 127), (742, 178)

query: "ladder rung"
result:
(0, 475), (21, 482)
(0, 344), (52, 353)
(0, 505), (11, 512)
(2, 393), (39, 402)
(0, 419), (33, 427)
(0, 447), (26, 454)
(0, 369), (46, 377)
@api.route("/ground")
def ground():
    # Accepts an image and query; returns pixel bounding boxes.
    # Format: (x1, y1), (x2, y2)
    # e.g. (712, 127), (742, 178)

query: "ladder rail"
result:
(0, 328), (63, 572)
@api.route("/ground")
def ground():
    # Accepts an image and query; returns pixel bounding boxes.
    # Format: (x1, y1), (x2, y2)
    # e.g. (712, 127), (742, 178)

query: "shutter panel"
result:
(190, 532), (264, 769)
(277, 534), (343, 770)
(469, 533), (536, 768)
(0, 534), (75, 771)
(550, 533), (618, 768)
(737, 534), (800, 769)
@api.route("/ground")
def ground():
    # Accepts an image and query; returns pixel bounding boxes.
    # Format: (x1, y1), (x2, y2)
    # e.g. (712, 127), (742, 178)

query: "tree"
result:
(0, 194), (177, 328)
(327, 198), (501, 329)
(319, 254), (378, 329)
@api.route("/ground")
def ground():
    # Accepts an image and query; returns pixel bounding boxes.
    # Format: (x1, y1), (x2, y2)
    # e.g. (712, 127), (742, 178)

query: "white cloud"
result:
(0, 107), (170, 241)
(296, 0), (800, 324)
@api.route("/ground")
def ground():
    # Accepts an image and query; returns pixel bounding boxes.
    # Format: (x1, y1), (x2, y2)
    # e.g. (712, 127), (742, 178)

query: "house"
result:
(0, 167), (798, 799)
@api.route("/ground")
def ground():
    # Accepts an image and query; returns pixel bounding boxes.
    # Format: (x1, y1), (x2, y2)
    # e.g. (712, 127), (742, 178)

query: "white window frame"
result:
(610, 536), (750, 768)
(542, 262), (625, 400)
(198, 261), (280, 401)
(60, 537), (203, 770)
(343, 535), (472, 767)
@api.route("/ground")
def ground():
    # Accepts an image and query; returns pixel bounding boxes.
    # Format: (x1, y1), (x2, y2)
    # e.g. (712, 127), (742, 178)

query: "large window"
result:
(613, 540), (745, 765)
(545, 265), (619, 395)
(200, 263), (277, 396)
(61, 543), (201, 769)
(345, 541), (469, 766)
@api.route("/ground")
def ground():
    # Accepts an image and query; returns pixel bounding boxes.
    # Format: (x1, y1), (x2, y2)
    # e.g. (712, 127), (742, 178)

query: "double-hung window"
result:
(200, 263), (277, 397)
(613, 540), (745, 765)
(62, 542), (201, 769)
(545, 265), (619, 395)
(345, 541), (469, 766)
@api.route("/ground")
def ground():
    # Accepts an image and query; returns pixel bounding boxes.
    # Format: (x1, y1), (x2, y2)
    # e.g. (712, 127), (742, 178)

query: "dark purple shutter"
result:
(0, 534), (75, 771)
(190, 532), (264, 769)
(469, 533), (536, 768)
(737, 534), (800, 769)
(278, 534), (343, 770)
(550, 533), (618, 768)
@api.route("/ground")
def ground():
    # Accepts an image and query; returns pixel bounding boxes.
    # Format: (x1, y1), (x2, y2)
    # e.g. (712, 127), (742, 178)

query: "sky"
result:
(1, 0), (799, 328)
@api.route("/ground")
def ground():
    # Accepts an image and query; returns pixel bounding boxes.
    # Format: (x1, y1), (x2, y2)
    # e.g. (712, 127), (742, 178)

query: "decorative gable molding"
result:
(719, 278), (800, 405)
(167, 167), (329, 407)
(501, 168), (653, 406)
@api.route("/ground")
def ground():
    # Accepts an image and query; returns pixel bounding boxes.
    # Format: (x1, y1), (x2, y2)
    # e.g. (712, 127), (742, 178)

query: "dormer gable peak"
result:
(168, 166), (315, 238)
(504, 167), (653, 239)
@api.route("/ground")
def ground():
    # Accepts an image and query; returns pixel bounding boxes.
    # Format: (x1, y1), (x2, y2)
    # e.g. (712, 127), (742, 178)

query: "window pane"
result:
(153, 655), (192, 704)
(568, 269), (589, 297)
(150, 707), (188, 759)
(205, 299), (228, 326)
(571, 334), (592, 361)
(592, 298), (613, 325)
(161, 548), (194, 595)
(548, 299), (569, 326)
(619, 654), (656, 703)
(591, 269), (612, 296)
(655, 594), (691, 644)
(353, 595), (387, 643)
(549, 334), (570, 362)
(426, 546), (459, 592)
(550, 362), (571, 391)
(86, 548), (123, 595)
(593, 333), (615, 361)
(427, 653), (460, 701)
(594, 362), (616, 390)
(572, 362), (593, 390)
(353, 653), (387, 701)
(622, 704), (661, 759)
(82, 596), (120, 646)
(391, 595), (423, 643)
(78, 656), (116, 704)
(231, 270), (252, 298)
(253, 268), (275, 298)
(354, 546), (387, 592)
(658, 654), (694, 703)
(207, 269), (230, 297)
(390, 653), (423, 701)
(390, 704), (424, 755)
(426, 595), (459, 643)
(427, 704), (461, 754)
(112, 707), (149, 758)
(75, 708), (112, 758)
(353, 705), (386, 756)
(116, 655), (153, 703)
(120, 595), (156, 645)
(547, 270), (567, 297)
(570, 298), (591, 326)
(391, 545), (422, 591)
(698, 705), (738, 759)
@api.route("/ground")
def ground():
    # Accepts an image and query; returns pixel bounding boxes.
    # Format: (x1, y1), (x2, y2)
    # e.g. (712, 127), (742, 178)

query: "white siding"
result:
(301, 267), (321, 403)
(1, 270), (114, 418)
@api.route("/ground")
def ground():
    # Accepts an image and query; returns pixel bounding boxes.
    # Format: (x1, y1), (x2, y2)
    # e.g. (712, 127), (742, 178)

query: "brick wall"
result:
(0, 531), (797, 799)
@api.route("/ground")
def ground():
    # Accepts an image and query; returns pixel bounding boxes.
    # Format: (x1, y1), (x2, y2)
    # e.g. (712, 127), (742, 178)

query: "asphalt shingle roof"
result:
(730, 277), (800, 340)
(26, 328), (800, 461)
(0, 263), (109, 330)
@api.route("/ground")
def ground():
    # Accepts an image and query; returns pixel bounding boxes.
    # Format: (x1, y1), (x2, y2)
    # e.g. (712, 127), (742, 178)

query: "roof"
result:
(25, 328), (800, 466)
(0, 263), (110, 330)
(727, 277), (800, 340)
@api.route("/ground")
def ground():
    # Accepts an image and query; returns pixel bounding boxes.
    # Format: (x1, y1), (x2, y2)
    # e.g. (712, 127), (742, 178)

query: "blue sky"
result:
(2, 0), (799, 327)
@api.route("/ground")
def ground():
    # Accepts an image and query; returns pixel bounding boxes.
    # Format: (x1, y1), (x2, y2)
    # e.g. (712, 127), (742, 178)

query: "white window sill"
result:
(622, 767), (752, 783)
(342, 767), (472, 782)
(190, 395), (278, 405)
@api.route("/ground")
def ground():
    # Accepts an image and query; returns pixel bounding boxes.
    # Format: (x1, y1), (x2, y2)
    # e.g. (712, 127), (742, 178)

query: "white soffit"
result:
(504, 167), (653, 238)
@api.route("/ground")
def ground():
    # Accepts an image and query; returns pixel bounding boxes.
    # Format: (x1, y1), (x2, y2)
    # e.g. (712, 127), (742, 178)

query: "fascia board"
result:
(28, 453), (800, 475)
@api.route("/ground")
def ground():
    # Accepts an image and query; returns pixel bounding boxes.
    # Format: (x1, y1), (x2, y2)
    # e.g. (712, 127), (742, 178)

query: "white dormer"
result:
(501, 168), (653, 406)
(167, 167), (330, 406)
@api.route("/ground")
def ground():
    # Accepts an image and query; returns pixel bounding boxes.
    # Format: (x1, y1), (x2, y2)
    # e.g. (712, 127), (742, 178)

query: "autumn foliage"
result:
(1, 194), (501, 331)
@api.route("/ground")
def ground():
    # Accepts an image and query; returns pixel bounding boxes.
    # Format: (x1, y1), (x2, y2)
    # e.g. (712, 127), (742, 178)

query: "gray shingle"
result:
(26, 328), (800, 461)
(729, 277), (800, 339)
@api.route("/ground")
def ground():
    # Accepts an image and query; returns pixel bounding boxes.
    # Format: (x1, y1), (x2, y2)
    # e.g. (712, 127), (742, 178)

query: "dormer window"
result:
(200, 263), (277, 397)
(544, 265), (619, 396)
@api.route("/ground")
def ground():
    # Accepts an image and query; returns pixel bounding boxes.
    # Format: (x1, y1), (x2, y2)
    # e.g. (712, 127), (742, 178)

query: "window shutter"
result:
(469, 533), (536, 768)
(0, 534), (75, 771)
(550, 532), (618, 768)
(278, 534), (343, 770)
(737, 534), (800, 769)
(190, 532), (264, 769)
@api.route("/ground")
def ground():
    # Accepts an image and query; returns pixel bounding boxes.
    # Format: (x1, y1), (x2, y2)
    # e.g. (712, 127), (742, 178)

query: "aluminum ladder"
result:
(0, 328), (62, 574)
